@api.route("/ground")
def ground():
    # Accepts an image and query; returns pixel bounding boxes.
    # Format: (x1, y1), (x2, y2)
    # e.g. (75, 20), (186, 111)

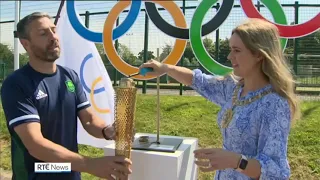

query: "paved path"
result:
(137, 89), (200, 96)
(137, 88), (320, 101)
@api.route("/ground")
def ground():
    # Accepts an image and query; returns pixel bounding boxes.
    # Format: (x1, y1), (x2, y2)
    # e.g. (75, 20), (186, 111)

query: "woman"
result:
(139, 18), (300, 179)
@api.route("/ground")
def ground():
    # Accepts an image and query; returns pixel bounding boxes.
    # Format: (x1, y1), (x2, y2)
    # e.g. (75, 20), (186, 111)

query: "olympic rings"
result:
(80, 53), (105, 94)
(190, 0), (233, 76)
(255, 0), (288, 49)
(67, 0), (320, 78)
(66, 0), (141, 42)
(80, 53), (110, 114)
(103, 0), (187, 80)
(90, 76), (111, 114)
(144, 0), (234, 39)
(190, 0), (289, 75)
(240, 0), (320, 38)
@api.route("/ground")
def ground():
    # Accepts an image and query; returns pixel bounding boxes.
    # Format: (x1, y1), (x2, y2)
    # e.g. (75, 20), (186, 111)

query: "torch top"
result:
(119, 78), (136, 88)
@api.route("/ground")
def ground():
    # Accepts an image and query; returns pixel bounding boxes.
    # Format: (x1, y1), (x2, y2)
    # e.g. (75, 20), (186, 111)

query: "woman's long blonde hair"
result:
(230, 18), (300, 121)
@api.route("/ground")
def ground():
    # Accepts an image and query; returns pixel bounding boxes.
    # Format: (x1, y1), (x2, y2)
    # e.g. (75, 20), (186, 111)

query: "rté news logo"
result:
(34, 163), (71, 173)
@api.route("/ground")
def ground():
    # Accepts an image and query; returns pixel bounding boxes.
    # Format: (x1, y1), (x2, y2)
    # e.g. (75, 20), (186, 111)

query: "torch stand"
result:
(132, 48), (183, 152)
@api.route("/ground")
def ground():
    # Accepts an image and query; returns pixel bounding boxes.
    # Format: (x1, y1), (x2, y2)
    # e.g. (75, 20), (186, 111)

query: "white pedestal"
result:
(103, 133), (199, 180)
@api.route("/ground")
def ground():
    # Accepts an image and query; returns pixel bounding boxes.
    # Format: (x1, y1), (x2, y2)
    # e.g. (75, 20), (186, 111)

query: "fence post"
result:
(293, 1), (299, 77)
(114, 18), (119, 86)
(179, 0), (186, 96)
(215, 3), (220, 63)
(143, 12), (149, 94)
(84, 11), (89, 28)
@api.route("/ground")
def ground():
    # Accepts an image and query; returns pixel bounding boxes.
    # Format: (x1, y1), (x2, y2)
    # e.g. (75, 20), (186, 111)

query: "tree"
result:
(137, 50), (155, 61)
(283, 23), (320, 55)
(0, 43), (28, 69)
(182, 57), (191, 66)
(182, 42), (194, 63)
(180, 37), (216, 67)
(298, 30), (320, 55)
(95, 43), (106, 55)
(0, 43), (14, 69)
(190, 57), (199, 66)
(19, 53), (29, 67)
(217, 38), (230, 66)
(159, 44), (172, 61)
(95, 43), (139, 66)
(0, 43), (29, 79)
(203, 37), (215, 58)
(118, 44), (138, 65)
(95, 43), (110, 66)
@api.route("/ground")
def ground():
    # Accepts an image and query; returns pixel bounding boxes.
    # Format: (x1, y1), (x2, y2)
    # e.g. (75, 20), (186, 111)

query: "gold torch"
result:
(114, 77), (137, 179)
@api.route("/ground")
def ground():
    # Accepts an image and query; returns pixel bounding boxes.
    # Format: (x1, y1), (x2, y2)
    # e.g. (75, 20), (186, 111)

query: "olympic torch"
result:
(114, 77), (137, 180)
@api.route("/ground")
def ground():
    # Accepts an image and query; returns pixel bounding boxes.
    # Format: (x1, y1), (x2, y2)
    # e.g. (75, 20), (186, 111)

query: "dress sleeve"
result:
(190, 69), (236, 107)
(255, 96), (291, 179)
(1, 79), (40, 130)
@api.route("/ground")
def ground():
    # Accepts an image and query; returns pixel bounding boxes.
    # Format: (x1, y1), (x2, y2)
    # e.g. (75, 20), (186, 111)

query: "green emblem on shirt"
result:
(65, 80), (75, 92)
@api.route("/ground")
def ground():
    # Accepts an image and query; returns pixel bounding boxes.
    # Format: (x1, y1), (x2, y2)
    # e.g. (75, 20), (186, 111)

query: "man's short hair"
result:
(17, 12), (52, 39)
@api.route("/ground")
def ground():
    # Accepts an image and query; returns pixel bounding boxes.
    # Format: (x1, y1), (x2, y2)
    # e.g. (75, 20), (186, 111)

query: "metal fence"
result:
(1, 1), (320, 96)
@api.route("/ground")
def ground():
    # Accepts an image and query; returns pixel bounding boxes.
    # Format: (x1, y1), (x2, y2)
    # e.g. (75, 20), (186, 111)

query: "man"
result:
(1, 12), (132, 180)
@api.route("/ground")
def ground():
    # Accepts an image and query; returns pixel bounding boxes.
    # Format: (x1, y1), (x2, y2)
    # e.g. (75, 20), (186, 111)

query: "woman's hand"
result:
(194, 148), (241, 172)
(139, 59), (194, 85)
(139, 59), (168, 76)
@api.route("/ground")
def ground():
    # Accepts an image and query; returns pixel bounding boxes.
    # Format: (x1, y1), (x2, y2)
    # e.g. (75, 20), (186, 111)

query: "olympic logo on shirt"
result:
(67, 0), (320, 78)
(80, 53), (110, 114)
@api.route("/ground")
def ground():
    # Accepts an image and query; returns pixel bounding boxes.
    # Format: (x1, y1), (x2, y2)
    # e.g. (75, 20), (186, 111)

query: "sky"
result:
(0, 0), (319, 56)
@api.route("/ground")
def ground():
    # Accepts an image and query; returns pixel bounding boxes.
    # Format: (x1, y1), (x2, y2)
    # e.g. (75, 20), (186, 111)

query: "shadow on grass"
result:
(165, 101), (202, 112)
(302, 105), (319, 118)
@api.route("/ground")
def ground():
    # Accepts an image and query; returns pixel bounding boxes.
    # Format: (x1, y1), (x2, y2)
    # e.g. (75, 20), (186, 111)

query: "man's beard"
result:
(30, 43), (60, 62)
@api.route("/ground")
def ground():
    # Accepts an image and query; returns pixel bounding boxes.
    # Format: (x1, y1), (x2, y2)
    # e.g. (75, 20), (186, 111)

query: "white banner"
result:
(56, 4), (115, 148)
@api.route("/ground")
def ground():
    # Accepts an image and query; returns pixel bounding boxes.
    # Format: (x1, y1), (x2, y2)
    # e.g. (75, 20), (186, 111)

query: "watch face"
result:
(239, 159), (248, 170)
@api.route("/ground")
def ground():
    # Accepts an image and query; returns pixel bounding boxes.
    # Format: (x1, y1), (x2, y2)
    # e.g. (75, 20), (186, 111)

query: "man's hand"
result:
(85, 156), (132, 179)
(103, 123), (136, 142)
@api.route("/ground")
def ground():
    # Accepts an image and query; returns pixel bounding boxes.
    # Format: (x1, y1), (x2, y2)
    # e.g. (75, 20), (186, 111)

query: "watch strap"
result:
(236, 154), (248, 172)
(102, 126), (112, 140)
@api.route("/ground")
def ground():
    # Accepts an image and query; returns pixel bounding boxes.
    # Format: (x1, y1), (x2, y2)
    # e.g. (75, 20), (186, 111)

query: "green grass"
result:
(1, 95), (320, 179)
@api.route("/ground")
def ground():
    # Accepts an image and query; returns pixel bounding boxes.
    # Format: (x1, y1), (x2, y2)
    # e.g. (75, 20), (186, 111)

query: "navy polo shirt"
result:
(1, 63), (90, 180)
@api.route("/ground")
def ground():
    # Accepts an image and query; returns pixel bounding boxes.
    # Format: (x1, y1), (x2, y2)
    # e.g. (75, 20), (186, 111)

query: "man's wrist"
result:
(102, 126), (110, 140)
(80, 156), (91, 173)
(102, 125), (114, 140)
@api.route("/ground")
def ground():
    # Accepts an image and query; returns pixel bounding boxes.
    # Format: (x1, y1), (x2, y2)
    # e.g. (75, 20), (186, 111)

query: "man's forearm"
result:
(78, 107), (110, 139)
(82, 115), (107, 139)
(29, 138), (89, 172)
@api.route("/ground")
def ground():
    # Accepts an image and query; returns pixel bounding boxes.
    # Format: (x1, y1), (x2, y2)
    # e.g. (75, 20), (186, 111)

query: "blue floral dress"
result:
(190, 69), (291, 180)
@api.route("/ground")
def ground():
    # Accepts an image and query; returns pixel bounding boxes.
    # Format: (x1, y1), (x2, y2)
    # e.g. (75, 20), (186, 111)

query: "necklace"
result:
(221, 84), (274, 128)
